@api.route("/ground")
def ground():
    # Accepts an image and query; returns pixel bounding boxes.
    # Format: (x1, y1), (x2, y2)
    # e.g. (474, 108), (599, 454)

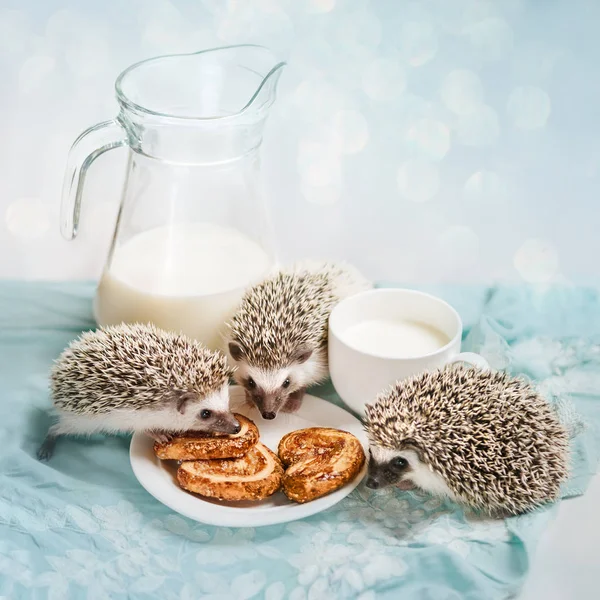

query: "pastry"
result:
(278, 427), (366, 503)
(177, 442), (284, 501)
(153, 414), (259, 460)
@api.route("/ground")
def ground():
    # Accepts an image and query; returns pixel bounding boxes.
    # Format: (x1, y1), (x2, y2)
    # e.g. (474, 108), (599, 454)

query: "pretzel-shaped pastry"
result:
(177, 442), (284, 501)
(278, 427), (366, 503)
(153, 414), (259, 460)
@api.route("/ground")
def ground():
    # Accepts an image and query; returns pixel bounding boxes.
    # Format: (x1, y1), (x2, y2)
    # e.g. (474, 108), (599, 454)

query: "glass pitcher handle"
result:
(60, 119), (128, 240)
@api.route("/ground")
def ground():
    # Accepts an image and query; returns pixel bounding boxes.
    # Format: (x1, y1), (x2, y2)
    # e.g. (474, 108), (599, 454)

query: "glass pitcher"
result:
(61, 45), (285, 351)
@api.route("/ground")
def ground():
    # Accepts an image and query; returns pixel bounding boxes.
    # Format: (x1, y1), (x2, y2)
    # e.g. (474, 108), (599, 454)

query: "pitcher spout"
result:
(238, 44), (286, 118)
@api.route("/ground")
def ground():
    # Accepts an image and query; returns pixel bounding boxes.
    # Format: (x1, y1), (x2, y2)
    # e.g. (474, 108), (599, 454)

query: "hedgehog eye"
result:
(200, 409), (212, 419)
(247, 377), (256, 390)
(282, 378), (291, 389)
(391, 457), (407, 469)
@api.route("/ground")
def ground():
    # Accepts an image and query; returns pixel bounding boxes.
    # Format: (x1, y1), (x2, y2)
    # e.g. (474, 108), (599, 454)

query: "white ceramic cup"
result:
(328, 288), (489, 416)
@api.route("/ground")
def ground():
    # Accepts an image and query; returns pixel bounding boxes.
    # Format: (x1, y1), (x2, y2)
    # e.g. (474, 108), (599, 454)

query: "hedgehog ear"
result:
(402, 438), (423, 456)
(292, 345), (313, 364)
(228, 342), (245, 362)
(176, 392), (196, 414)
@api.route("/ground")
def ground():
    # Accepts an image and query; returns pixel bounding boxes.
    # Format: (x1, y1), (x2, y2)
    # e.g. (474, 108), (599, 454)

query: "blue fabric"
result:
(1, 281), (599, 600)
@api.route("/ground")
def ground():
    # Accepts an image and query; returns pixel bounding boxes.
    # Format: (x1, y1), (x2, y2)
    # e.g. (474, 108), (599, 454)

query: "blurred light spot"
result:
(301, 182), (341, 205)
(293, 31), (332, 60)
(464, 17), (513, 61)
(399, 22), (437, 67)
(298, 144), (341, 187)
(46, 10), (110, 78)
(139, 0), (205, 52)
(6, 198), (50, 240)
(293, 79), (347, 122)
(507, 86), (551, 130)
(464, 171), (507, 204)
(294, 79), (320, 106)
(334, 10), (382, 54)
(439, 226), (480, 266)
(457, 105), (499, 147)
(297, 136), (342, 186)
(433, 0), (477, 35)
(217, 5), (293, 51)
(332, 110), (369, 154)
(362, 58), (406, 100)
(397, 160), (439, 203)
(18, 55), (56, 94)
(45, 9), (72, 38)
(511, 41), (561, 83)
(514, 238), (559, 283)
(407, 118), (451, 161)
(302, 161), (342, 187)
(330, 54), (375, 92)
(0, 9), (29, 54)
(306, 0), (336, 14)
(143, 21), (191, 53)
(68, 34), (110, 78)
(440, 69), (483, 115)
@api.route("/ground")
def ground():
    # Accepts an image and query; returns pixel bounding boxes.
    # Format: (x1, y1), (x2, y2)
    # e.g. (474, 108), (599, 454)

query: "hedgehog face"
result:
(366, 444), (457, 500)
(236, 365), (307, 420)
(229, 342), (321, 420)
(175, 385), (241, 434)
(365, 445), (414, 490)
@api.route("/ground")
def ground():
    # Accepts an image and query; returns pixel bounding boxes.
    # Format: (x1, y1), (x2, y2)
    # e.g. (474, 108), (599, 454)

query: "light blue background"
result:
(1, 0), (599, 284)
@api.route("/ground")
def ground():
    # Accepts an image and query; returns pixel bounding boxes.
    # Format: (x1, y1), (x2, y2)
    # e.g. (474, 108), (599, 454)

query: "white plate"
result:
(130, 387), (368, 527)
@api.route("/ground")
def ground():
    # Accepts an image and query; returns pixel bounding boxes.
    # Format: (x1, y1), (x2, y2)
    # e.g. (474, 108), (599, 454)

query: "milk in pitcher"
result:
(95, 223), (273, 351)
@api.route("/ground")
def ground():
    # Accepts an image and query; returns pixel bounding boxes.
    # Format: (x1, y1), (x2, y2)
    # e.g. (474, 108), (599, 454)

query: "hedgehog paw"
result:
(282, 389), (305, 413)
(37, 432), (58, 462)
(37, 441), (55, 461)
(149, 430), (173, 444)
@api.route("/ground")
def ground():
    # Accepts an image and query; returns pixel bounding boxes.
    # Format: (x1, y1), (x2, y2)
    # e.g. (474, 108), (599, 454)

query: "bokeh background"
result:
(2, 0), (599, 285)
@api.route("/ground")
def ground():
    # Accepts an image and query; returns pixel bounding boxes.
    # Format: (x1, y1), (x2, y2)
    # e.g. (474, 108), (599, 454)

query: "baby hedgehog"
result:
(364, 365), (570, 516)
(38, 323), (239, 460)
(226, 260), (372, 420)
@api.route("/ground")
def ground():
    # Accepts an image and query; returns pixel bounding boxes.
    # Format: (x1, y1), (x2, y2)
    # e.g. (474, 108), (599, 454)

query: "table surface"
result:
(2, 281), (599, 600)
(519, 472), (600, 600)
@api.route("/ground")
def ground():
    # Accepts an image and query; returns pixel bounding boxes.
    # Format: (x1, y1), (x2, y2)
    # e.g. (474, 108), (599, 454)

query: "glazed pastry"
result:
(153, 414), (259, 461)
(278, 427), (366, 503)
(177, 442), (284, 501)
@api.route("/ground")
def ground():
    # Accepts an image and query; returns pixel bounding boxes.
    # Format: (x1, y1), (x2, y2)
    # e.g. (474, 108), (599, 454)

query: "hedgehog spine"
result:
(364, 364), (570, 516)
(38, 323), (239, 460)
(226, 260), (372, 420)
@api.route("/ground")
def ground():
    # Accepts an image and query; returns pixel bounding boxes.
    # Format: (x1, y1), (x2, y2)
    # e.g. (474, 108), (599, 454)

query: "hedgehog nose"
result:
(366, 477), (380, 490)
(233, 422), (241, 434)
(262, 411), (276, 420)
